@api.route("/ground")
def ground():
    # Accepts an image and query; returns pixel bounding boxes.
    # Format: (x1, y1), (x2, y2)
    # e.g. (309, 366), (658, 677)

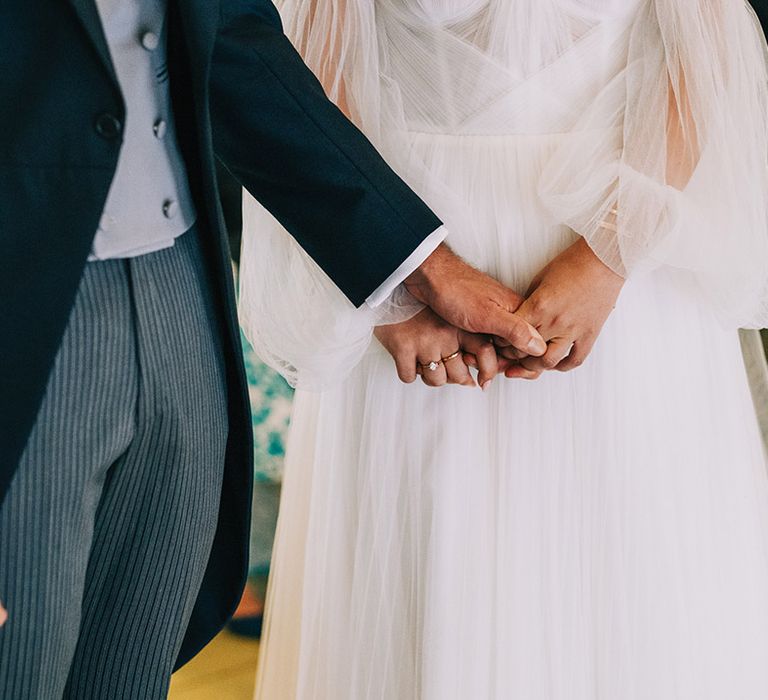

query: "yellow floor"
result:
(168, 630), (260, 700)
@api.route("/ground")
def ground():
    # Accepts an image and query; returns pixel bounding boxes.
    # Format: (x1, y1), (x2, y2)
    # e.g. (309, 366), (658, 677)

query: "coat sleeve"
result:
(210, 0), (442, 306)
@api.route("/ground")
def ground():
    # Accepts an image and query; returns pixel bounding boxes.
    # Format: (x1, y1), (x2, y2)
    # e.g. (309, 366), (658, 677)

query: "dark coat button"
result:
(95, 113), (123, 141)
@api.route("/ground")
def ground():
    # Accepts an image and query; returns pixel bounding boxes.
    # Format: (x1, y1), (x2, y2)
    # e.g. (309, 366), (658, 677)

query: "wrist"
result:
(404, 242), (453, 305)
(575, 237), (625, 285)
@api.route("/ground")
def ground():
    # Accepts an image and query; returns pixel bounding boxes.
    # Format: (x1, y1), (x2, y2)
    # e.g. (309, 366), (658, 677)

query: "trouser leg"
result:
(0, 260), (138, 699)
(64, 230), (228, 699)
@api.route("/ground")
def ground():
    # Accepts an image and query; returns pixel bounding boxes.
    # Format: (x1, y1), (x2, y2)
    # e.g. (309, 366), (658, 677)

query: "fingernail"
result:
(482, 380), (492, 392)
(528, 338), (547, 355)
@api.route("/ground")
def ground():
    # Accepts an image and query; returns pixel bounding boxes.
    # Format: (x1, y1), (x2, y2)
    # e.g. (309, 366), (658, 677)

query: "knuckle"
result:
(529, 295), (549, 316)
(477, 344), (497, 361)
(549, 312), (565, 329)
(436, 329), (453, 345)
(393, 343), (412, 358)
(541, 354), (559, 369)
(458, 335), (476, 352)
(558, 356), (584, 371)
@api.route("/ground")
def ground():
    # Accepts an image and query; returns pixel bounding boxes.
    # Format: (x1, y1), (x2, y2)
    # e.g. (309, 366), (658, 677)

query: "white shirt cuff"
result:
(365, 226), (448, 308)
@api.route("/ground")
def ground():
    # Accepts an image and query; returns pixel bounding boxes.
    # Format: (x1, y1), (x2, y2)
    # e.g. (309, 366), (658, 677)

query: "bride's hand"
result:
(375, 308), (505, 388)
(501, 238), (624, 374)
(0, 600), (7, 627)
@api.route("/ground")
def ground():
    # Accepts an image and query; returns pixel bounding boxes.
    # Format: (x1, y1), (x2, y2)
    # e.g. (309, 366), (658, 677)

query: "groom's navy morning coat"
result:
(0, 0), (441, 668)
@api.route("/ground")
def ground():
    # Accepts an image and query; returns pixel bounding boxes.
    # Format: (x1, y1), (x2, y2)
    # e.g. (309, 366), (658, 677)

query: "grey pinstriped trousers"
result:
(0, 228), (229, 699)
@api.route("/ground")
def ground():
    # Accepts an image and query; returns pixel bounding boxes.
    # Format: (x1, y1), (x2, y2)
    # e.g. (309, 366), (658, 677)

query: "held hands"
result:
(403, 244), (548, 359)
(379, 239), (624, 386)
(497, 238), (624, 376)
(375, 308), (512, 389)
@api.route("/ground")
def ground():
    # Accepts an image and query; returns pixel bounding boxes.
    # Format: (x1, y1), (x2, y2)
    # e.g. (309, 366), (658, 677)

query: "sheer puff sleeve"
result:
(236, 0), (426, 390)
(540, 0), (768, 328)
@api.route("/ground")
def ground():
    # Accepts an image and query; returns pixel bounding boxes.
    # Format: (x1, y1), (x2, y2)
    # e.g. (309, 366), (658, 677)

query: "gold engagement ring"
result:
(419, 360), (443, 372)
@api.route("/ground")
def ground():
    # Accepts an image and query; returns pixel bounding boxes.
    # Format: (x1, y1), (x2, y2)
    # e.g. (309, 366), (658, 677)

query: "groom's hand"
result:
(404, 244), (547, 358)
(0, 600), (7, 627)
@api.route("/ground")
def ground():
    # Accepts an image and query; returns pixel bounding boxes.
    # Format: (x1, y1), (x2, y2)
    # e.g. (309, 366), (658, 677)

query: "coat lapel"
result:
(176, 0), (220, 93)
(66, 0), (120, 88)
(66, 0), (222, 100)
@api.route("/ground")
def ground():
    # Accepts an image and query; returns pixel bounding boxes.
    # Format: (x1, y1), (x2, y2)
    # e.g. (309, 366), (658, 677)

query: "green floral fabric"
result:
(241, 331), (293, 483)
(240, 330), (292, 573)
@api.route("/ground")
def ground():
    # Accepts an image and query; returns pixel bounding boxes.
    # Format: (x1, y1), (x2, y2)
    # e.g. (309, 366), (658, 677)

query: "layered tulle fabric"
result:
(246, 2), (768, 698)
(253, 130), (768, 699)
(239, 0), (768, 391)
(540, 0), (768, 326)
(238, 200), (423, 389)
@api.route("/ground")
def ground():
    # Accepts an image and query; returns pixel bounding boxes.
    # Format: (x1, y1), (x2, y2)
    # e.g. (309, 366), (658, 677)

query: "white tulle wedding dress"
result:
(241, 1), (768, 697)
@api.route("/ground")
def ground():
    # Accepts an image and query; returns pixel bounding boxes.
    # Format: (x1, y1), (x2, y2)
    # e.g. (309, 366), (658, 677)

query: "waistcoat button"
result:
(153, 119), (167, 139)
(141, 31), (159, 51)
(162, 199), (178, 219)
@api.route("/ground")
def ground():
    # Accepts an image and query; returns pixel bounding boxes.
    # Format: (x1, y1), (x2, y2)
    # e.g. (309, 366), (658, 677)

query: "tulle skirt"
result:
(254, 132), (768, 699)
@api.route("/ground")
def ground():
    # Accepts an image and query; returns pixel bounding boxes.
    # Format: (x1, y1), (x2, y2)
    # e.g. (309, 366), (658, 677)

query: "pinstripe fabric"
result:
(0, 228), (229, 700)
